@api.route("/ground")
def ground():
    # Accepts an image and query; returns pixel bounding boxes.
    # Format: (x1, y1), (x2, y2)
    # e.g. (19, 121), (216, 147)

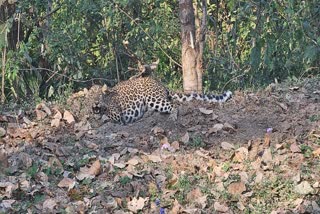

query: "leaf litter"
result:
(0, 78), (320, 213)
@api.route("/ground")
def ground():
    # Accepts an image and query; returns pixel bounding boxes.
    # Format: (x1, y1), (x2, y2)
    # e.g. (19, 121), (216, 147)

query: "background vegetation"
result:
(0, 0), (319, 102)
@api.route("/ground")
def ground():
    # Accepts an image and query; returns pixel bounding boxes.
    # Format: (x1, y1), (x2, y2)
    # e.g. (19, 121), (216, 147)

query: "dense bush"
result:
(0, 0), (319, 101)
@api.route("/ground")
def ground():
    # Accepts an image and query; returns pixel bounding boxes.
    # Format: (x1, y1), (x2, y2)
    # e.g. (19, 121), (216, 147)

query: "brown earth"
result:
(0, 77), (320, 213)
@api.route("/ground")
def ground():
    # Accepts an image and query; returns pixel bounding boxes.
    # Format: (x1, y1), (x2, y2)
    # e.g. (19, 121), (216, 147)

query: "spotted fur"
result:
(92, 76), (232, 124)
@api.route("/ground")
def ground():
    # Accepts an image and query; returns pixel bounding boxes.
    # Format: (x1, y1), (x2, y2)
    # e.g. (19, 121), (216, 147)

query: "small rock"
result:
(180, 132), (190, 144)
(0, 127), (6, 137)
(294, 181), (314, 195)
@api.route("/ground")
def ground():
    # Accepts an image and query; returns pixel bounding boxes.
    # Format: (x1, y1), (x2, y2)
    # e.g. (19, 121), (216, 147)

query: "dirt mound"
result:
(0, 77), (320, 213)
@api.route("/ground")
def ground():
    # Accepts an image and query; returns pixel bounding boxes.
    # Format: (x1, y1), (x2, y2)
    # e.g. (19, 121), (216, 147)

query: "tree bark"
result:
(1, 46), (6, 104)
(179, 0), (207, 94)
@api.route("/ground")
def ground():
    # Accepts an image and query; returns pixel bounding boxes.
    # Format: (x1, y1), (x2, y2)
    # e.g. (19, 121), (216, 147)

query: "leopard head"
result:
(92, 92), (122, 123)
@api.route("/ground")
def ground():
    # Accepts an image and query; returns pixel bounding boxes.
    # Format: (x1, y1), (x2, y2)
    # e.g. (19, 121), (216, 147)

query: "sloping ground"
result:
(0, 78), (320, 213)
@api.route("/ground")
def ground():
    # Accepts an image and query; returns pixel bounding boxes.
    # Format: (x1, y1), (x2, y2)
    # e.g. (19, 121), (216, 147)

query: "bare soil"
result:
(1, 77), (320, 213)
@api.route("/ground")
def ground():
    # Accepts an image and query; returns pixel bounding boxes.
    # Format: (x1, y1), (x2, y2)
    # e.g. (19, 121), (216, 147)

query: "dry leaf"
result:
(212, 113), (218, 120)
(312, 148), (320, 157)
(180, 132), (190, 144)
(152, 126), (165, 135)
(208, 123), (224, 135)
(261, 148), (273, 163)
(160, 137), (169, 146)
(289, 86), (299, 91)
(146, 154), (162, 163)
(127, 157), (140, 166)
(186, 187), (202, 201)
(35, 109), (47, 120)
(0, 200), (16, 210)
(113, 163), (126, 169)
(313, 182), (319, 188)
(264, 133), (271, 147)
(233, 147), (248, 163)
(214, 201), (229, 212)
(104, 196), (118, 210)
(36, 172), (49, 183)
(199, 107), (213, 115)
(53, 111), (62, 119)
(277, 102), (288, 111)
(171, 141), (180, 150)
(42, 198), (57, 211)
(255, 171), (264, 184)
(186, 188), (207, 209)
(0, 182), (17, 198)
(36, 103), (52, 115)
(312, 201), (320, 212)
(51, 118), (60, 128)
(170, 199), (182, 214)
(63, 110), (75, 124)
(127, 197), (148, 213)
(237, 201), (245, 211)
(58, 177), (76, 190)
(221, 141), (235, 150)
(239, 171), (249, 184)
(76, 159), (101, 180)
(290, 143), (301, 153)
(223, 122), (235, 132)
(228, 181), (246, 196)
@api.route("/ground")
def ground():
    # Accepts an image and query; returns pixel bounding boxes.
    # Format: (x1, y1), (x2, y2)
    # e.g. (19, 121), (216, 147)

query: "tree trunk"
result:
(179, 0), (207, 94)
(1, 46), (6, 104)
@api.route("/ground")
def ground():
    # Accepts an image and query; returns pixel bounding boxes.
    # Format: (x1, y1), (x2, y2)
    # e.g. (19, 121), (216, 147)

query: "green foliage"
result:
(119, 175), (131, 185)
(0, 0), (319, 102)
(204, 0), (320, 91)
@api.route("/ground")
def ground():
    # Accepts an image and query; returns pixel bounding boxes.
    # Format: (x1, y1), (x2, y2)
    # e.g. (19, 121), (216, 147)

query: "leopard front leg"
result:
(120, 100), (147, 124)
(147, 97), (178, 121)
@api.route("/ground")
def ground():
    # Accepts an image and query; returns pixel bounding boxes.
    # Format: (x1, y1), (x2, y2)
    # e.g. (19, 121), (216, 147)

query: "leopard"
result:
(92, 76), (232, 125)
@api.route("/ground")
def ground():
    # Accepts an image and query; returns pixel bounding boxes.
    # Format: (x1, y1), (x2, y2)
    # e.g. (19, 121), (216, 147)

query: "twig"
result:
(299, 67), (319, 81)
(222, 73), (246, 91)
(18, 68), (117, 83)
(114, 3), (182, 68)
(1, 46), (6, 104)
